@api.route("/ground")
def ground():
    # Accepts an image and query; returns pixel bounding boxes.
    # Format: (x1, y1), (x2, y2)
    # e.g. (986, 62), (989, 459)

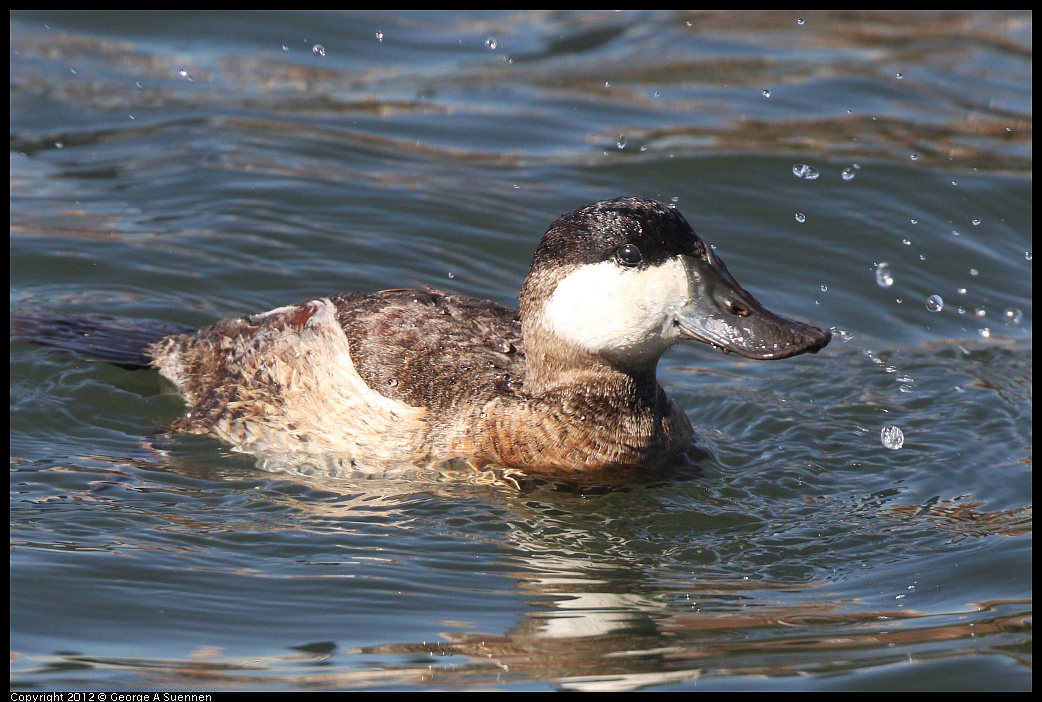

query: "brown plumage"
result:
(12, 197), (831, 477)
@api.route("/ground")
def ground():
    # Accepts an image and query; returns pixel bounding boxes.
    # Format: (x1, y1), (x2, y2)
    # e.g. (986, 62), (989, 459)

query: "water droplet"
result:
(979, 327), (991, 338)
(485, 37), (497, 50)
(902, 238), (911, 246)
(951, 180), (958, 186)
(69, 67), (78, 75)
(1026, 251), (1032, 261)
(910, 219), (918, 224)
(447, 272), (455, 279)
(926, 295), (944, 312)
(910, 153), (918, 161)
(1003, 308), (1023, 325)
(762, 89), (771, 98)
(969, 268), (979, 277)
(617, 135), (626, 149)
(54, 141), (63, 149)
(875, 262), (894, 288)
(972, 218), (981, 226)
(974, 306), (986, 318)
(797, 18), (805, 25)
(282, 45), (289, 51)
(312, 44), (326, 57)
(881, 425), (904, 450)
(375, 31), (384, 42)
(792, 164), (820, 179)
(957, 288), (967, 295)
(895, 72), (904, 79)
(841, 167), (856, 181)
(178, 68), (194, 81)
(794, 212), (806, 223)
(639, 145), (647, 152)
(604, 81), (611, 88)
(820, 284), (828, 292)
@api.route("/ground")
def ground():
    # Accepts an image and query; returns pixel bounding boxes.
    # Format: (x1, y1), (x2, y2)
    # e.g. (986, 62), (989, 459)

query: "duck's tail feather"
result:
(11, 312), (196, 369)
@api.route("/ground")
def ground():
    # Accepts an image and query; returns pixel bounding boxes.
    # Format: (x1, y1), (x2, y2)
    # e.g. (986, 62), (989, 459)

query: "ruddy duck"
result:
(13, 197), (830, 476)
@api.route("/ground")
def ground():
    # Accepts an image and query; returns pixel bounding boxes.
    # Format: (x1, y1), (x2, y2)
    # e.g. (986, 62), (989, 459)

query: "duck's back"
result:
(331, 289), (527, 412)
(138, 290), (526, 465)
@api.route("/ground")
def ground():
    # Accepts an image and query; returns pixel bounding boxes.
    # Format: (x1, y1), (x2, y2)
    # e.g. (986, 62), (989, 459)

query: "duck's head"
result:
(519, 197), (831, 389)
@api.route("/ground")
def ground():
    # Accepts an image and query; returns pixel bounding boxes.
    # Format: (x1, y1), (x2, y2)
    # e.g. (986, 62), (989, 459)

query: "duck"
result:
(12, 197), (831, 477)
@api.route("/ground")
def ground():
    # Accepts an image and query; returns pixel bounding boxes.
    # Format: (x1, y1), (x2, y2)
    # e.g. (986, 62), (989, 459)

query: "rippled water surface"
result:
(11, 11), (1031, 691)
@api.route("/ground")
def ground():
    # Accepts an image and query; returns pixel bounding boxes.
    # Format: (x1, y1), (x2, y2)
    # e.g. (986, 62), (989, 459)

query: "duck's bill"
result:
(674, 251), (831, 360)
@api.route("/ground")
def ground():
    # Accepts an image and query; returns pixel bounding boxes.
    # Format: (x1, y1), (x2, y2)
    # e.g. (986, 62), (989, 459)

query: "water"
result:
(10, 11), (1031, 691)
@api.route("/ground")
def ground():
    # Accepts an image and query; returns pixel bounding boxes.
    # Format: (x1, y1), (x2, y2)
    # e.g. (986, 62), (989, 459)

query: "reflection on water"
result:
(11, 445), (1033, 689)
(12, 514), (1033, 691)
(10, 10), (1031, 691)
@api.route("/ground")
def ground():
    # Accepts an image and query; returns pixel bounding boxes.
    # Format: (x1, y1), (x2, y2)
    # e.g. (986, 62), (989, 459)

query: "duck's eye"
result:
(615, 243), (642, 267)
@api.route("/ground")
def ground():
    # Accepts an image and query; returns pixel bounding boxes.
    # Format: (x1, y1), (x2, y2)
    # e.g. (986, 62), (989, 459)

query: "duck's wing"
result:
(331, 289), (526, 412)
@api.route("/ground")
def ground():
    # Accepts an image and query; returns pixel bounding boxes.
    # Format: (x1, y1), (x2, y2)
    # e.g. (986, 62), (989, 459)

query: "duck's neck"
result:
(520, 316), (664, 405)
(518, 264), (671, 403)
(477, 318), (692, 474)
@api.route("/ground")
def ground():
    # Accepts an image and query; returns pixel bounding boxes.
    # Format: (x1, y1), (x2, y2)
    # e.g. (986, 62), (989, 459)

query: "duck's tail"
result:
(10, 312), (196, 369)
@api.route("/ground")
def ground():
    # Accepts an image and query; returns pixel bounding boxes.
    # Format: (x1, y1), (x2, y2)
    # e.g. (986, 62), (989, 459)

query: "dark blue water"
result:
(11, 11), (1031, 691)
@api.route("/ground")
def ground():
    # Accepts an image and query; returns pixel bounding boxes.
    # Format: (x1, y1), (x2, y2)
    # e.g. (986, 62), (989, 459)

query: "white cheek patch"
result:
(544, 258), (693, 359)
